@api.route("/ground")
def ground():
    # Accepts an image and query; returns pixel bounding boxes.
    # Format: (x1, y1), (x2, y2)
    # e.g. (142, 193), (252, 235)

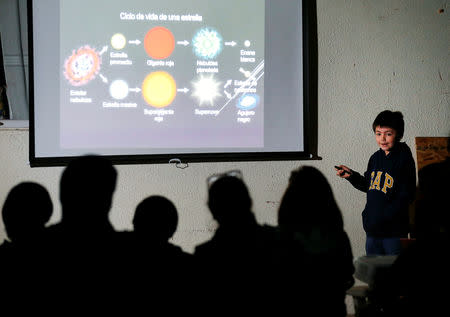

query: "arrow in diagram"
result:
(99, 74), (108, 83)
(129, 40), (141, 45)
(224, 90), (232, 99)
(99, 46), (108, 55)
(224, 41), (237, 47)
(177, 40), (189, 46)
(239, 67), (252, 78)
(129, 88), (141, 93)
(224, 79), (232, 89)
(177, 88), (190, 93)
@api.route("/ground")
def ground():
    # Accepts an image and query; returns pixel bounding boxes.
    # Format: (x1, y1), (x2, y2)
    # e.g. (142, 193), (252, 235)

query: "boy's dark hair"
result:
(372, 110), (404, 140)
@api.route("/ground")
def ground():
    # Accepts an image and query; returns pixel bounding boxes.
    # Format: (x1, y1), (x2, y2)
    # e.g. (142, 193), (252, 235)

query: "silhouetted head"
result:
(278, 166), (343, 232)
(2, 182), (53, 243)
(133, 195), (178, 243)
(207, 175), (253, 227)
(59, 155), (117, 223)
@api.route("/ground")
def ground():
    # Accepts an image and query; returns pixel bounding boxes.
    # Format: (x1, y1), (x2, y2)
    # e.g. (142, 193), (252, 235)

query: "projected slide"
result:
(59, 0), (264, 149)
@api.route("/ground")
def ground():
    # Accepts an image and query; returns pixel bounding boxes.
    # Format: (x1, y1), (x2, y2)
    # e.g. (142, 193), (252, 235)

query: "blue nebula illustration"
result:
(192, 27), (223, 60)
(237, 94), (259, 110)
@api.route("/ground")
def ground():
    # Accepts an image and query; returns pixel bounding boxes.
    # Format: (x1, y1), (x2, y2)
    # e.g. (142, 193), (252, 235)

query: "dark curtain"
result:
(0, 32), (11, 119)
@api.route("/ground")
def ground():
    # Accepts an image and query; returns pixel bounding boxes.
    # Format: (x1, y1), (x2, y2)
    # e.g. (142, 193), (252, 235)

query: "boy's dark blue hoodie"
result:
(347, 142), (416, 238)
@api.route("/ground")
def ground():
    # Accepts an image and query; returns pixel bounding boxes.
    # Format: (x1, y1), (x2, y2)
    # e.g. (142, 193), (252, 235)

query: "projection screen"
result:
(28, 0), (316, 166)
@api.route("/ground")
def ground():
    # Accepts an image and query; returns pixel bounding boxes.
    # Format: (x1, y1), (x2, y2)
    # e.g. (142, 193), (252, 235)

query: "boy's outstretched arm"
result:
(336, 165), (369, 192)
(335, 165), (352, 179)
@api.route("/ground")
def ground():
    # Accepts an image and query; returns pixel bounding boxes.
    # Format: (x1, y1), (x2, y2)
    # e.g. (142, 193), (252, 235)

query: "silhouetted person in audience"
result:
(125, 195), (195, 309)
(43, 155), (124, 304)
(277, 166), (355, 316)
(0, 182), (52, 271)
(1, 182), (53, 252)
(129, 195), (193, 285)
(47, 155), (117, 239)
(0, 181), (54, 308)
(194, 172), (279, 312)
(132, 195), (191, 261)
(369, 153), (450, 316)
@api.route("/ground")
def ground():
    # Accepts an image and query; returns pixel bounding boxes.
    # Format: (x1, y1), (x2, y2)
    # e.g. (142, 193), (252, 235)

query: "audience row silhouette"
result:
(1, 154), (448, 315)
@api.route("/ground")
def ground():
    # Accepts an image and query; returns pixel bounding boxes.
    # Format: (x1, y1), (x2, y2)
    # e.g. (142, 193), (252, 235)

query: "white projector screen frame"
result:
(28, 0), (317, 167)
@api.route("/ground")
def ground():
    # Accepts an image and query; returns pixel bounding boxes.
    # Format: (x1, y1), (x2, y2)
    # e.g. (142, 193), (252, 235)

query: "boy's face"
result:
(375, 126), (397, 154)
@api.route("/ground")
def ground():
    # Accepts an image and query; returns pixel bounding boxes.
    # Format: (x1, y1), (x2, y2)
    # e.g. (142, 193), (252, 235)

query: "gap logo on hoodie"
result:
(368, 171), (394, 194)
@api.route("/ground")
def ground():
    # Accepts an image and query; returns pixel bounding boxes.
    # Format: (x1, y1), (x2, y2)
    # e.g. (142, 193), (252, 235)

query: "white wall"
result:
(1, 0), (449, 260)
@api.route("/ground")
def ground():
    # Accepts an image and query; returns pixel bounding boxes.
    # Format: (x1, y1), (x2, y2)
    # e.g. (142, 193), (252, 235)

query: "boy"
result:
(336, 110), (416, 255)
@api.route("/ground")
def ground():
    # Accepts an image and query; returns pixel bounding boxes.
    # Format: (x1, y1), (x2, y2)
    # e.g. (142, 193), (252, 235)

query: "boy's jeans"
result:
(365, 236), (402, 255)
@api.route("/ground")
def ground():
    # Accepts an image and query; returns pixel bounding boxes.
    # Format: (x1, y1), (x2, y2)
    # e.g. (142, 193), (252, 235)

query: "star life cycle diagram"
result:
(60, 0), (265, 150)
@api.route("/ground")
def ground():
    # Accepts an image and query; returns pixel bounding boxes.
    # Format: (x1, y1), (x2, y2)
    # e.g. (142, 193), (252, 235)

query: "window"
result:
(0, 0), (29, 122)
